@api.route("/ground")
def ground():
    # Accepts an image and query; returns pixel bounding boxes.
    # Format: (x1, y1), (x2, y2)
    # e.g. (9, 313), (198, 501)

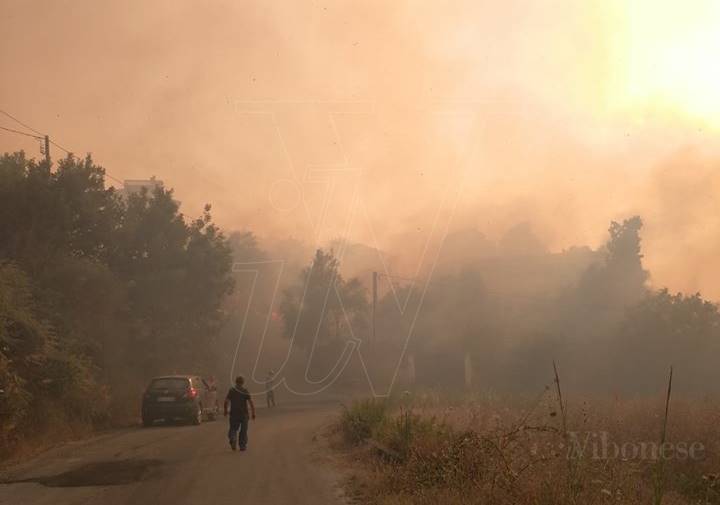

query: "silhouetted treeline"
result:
(277, 217), (720, 395)
(388, 217), (720, 393)
(0, 152), (233, 455)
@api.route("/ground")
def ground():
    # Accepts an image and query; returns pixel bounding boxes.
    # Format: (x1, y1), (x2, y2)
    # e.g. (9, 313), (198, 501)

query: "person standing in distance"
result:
(224, 376), (256, 451)
(266, 369), (277, 408)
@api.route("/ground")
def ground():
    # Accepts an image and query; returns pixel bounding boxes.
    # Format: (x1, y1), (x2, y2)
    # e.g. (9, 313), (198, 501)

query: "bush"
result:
(335, 394), (720, 505)
(340, 398), (389, 445)
(375, 407), (443, 461)
(0, 261), (108, 457)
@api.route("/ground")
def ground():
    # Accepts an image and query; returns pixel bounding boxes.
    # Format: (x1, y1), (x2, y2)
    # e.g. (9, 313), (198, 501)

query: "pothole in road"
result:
(5, 458), (164, 487)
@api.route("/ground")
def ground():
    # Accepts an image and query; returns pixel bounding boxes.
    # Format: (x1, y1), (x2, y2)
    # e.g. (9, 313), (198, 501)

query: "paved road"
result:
(0, 402), (347, 505)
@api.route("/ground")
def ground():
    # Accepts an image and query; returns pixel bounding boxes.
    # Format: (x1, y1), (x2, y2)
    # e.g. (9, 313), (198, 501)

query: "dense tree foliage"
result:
(0, 151), (233, 455)
(279, 249), (369, 378)
(575, 216), (649, 309)
(343, 216), (720, 393)
(607, 289), (720, 392)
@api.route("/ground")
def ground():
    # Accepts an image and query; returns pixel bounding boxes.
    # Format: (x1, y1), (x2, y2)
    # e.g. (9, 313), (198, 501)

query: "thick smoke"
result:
(1, 0), (719, 298)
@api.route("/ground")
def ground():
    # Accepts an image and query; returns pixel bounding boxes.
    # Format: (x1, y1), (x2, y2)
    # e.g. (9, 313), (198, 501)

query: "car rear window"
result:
(149, 378), (189, 390)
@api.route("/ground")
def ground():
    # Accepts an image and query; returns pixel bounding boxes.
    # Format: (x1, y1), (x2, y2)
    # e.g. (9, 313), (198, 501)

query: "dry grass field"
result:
(331, 379), (720, 505)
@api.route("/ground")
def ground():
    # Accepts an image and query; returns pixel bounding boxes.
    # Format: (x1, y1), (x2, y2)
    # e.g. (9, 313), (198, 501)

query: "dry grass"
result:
(331, 389), (720, 505)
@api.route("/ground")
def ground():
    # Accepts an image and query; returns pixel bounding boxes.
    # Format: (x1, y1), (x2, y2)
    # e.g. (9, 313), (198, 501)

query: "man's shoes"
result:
(230, 439), (237, 451)
(239, 446), (247, 451)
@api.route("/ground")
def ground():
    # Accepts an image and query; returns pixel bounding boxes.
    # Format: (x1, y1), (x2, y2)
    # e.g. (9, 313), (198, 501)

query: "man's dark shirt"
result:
(226, 386), (251, 418)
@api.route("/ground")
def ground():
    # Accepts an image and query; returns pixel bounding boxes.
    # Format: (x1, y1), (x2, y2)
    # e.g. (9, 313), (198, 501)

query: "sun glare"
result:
(623, 0), (720, 126)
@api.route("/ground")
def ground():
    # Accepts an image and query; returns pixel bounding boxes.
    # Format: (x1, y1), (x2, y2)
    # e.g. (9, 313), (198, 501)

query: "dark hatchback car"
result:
(141, 375), (218, 426)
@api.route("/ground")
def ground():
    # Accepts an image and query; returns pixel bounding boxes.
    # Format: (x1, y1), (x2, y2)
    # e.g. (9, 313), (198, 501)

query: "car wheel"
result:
(192, 404), (203, 425)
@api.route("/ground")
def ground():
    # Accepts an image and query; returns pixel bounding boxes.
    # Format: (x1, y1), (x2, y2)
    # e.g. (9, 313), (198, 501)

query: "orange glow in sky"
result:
(618, 0), (720, 126)
(2, 1), (720, 298)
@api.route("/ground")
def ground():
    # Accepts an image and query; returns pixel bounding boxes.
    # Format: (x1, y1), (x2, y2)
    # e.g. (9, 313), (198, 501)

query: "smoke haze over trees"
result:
(5, 0), (720, 302)
(2, 148), (720, 459)
(267, 216), (720, 395)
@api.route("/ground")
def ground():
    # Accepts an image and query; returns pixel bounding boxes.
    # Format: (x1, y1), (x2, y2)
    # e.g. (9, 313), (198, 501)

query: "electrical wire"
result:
(49, 139), (74, 155)
(0, 109), (44, 136)
(104, 172), (124, 184)
(0, 125), (43, 139)
(0, 108), (125, 185)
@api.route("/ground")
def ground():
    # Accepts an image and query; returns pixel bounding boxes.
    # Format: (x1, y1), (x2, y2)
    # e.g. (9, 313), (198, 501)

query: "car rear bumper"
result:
(143, 401), (196, 420)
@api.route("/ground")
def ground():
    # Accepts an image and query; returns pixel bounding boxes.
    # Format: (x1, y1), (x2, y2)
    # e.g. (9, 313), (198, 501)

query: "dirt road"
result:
(0, 401), (347, 505)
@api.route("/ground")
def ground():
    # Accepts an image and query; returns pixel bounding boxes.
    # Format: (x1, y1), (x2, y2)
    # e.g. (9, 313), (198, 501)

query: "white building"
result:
(119, 177), (164, 199)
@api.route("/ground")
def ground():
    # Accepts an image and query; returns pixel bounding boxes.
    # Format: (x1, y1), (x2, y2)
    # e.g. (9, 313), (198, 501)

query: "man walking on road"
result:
(224, 376), (256, 451)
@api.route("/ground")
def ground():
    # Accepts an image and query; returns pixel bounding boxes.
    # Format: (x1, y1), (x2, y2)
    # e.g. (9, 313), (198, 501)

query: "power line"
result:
(0, 107), (125, 186)
(49, 139), (73, 155)
(0, 125), (43, 139)
(0, 109), (44, 136)
(104, 172), (124, 184)
(1, 108), (71, 155)
(1, 109), (75, 154)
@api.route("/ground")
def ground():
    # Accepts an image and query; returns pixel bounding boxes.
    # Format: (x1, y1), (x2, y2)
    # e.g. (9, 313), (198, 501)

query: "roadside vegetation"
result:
(328, 215), (720, 504)
(333, 389), (720, 505)
(0, 151), (234, 460)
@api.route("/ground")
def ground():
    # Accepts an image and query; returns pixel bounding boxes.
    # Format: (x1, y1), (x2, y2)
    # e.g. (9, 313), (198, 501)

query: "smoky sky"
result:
(2, 0), (720, 297)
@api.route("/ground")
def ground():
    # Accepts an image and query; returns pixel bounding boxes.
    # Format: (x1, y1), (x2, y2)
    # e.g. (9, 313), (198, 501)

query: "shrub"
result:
(340, 398), (389, 445)
(376, 407), (443, 461)
(336, 393), (720, 505)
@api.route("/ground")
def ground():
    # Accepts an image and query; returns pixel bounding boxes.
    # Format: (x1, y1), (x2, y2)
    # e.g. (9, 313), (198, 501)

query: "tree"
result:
(374, 268), (501, 388)
(555, 216), (651, 349)
(0, 262), (108, 454)
(0, 152), (121, 271)
(607, 289), (720, 392)
(280, 249), (369, 352)
(0, 262), (49, 445)
(576, 216), (649, 308)
(110, 189), (234, 375)
(0, 150), (234, 455)
(606, 216), (649, 297)
(182, 205), (235, 367)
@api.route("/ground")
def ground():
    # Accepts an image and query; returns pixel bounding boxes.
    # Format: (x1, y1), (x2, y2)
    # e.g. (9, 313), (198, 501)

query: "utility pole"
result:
(372, 271), (378, 344)
(44, 135), (50, 166)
